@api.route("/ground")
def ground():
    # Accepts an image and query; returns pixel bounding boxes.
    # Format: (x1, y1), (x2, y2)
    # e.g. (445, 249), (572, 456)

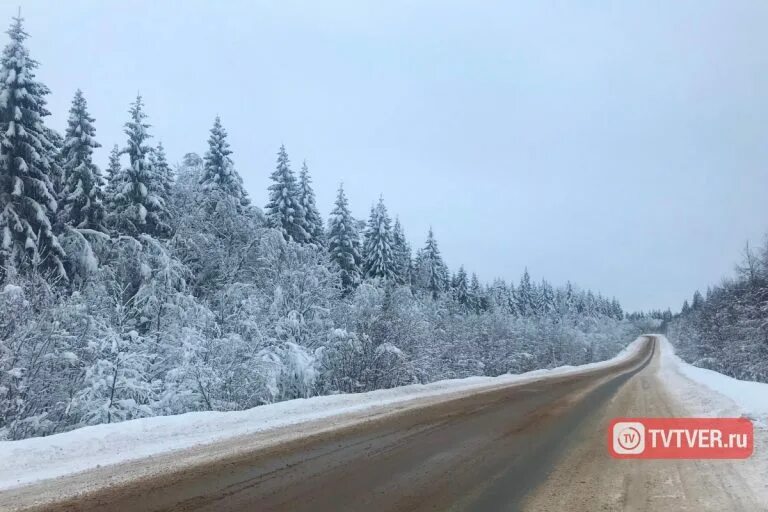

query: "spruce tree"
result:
(111, 95), (169, 238)
(60, 89), (106, 232)
(200, 116), (248, 208)
(489, 278), (510, 313)
(415, 227), (449, 299)
(362, 197), (396, 280)
(507, 281), (518, 315)
(298, 160), (324, 248)
(151, 141), (173, 205)
(611, 298), (624, 319)
(266, 144), (308, 243)
(391, 217), (411, 285)
(104, 144), (121, 205)
(327, 184), (362, 290)
(517, 269), (534, 316)
(539, 279), (555, 316)
(584, 290), (597, 316)
(469, 272), (483, 312)
(0, 15), (66, 280)
(453, 265), (469, 307)
(692, 290), (704, 310)
(563, 281), (576, 314)
(529, 279), (544, 316)
(46, 126), (65, 201)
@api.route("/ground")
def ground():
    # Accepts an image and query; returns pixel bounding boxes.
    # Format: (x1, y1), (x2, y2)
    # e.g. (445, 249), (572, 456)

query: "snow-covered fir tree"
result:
(60, 89), (106, 232)
(391, 218), (411, 285)
(562, 281), (576, 315)
(692, 290), (704, 310)
(111, 95), (170, 238)
(327, 184), (362, 291)
(104, 144), (121, 206)
(469, 272), (483, 312)
(362, 197), (396, 280)
(151, 141), (173, 206)
(0, 15), (66, 280)
(611, 298), (623, 319)
(199, 116), (248, 209)
(517, 268), (534, 316)
(266, 144), (308, 243)
(506, 281), (518, 315)
(414, 227), (449, 299)
(539, 280), (555, 316)
(488, 278), (510, 313)
(452, 265), (469, 307)
(46, 126), (65, 201)
(583, 290), (597, 316)
(298, 160), (324, 248)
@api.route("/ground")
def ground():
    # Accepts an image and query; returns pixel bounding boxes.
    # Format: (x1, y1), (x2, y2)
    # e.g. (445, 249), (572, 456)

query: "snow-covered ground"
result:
(0, 337), (646, 492)
(659, 335), (768, 503)
(659, 336), (768, 426)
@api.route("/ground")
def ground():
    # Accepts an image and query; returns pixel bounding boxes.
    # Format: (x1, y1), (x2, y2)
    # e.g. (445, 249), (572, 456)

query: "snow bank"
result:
(659, 335), (768, 505)
(0, 336), (647, 492)
(659, 336), (768, 425)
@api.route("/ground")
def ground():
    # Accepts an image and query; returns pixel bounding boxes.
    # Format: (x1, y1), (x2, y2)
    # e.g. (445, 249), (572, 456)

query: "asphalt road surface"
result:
(5, 336), (764, 511)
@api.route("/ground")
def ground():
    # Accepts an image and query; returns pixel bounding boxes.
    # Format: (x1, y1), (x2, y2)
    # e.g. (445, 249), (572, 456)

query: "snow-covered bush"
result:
(264, 342), (319, 401)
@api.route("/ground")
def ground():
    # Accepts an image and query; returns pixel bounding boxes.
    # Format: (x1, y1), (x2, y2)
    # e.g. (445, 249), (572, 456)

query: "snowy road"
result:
(3, 335), (765, 511)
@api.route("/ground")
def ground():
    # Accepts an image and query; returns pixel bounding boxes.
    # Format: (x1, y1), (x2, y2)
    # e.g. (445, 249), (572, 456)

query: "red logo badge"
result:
(608, 417), (753, 459)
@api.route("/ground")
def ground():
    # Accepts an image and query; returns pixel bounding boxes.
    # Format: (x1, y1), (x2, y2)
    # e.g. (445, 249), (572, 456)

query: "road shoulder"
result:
(522, 335), (767, 512)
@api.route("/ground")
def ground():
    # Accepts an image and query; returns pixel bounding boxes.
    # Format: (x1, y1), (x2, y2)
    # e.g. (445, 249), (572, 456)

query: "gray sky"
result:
(6, 0), (768, 312)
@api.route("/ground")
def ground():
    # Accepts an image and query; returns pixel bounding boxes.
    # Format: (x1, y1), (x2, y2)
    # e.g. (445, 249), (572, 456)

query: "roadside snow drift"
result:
(659, 335), (768, 505)
(659, 336), (768, 425)
(0, 336), (647, 492)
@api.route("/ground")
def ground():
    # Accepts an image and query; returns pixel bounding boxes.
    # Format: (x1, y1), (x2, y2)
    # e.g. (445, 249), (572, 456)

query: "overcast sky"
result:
(6, 0), (768, 312)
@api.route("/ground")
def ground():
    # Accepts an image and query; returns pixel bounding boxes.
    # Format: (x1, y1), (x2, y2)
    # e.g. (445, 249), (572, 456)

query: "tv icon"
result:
(612, 421), (645, 455)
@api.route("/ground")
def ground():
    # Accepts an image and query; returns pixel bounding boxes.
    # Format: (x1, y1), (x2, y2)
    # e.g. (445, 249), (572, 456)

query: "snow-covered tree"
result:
(298, 160), (324, 248)
(60, 89), (106, 232)
(692, 290), (704, 310)
(199, 116), (248, 209)
(539, 279), (555, 316)
(76, 327), (154, 425)
(469, 272), (483, 312)
(104, 144), (121, 206)
(110, 95), (169, 238)
(610, 298), (623, 320)
(562, 281), (576, 315)
(488, 278), (510, 313)
(46, 126), (65, 201)
(517, 268), (534, 316)
(362, 197), (396, 280)
(414, 227), (449, 299)
(266, 144), (308, 243)
(391, 217), (411, 285)
(0, 15), (66, 281)
(327, 184), (361, 291)
(452, 265), (469, 307)
(150, 141), (173, 206)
